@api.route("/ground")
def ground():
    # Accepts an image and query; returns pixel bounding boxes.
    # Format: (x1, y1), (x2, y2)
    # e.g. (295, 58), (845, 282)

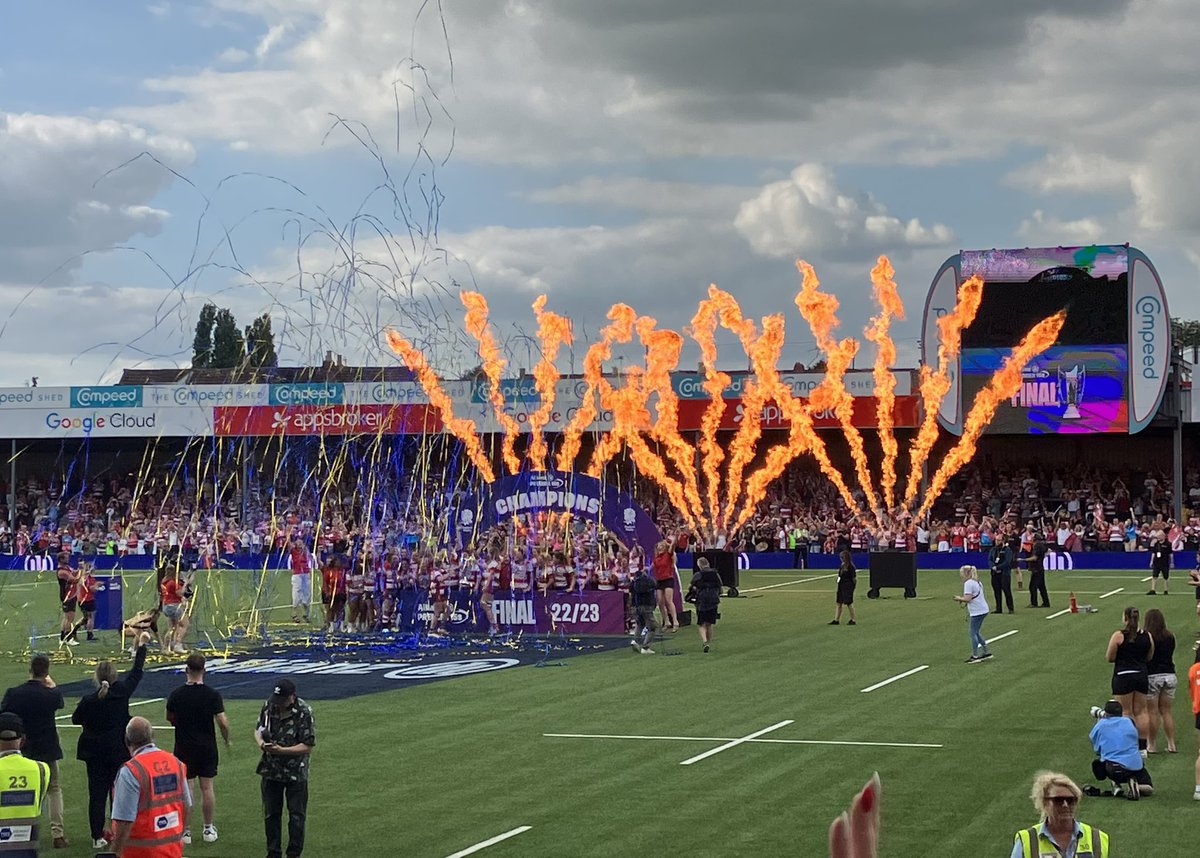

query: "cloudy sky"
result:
(2, 0), (1198, 385)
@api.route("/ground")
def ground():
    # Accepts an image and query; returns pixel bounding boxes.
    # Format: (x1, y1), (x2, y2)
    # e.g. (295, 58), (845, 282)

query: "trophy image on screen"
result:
(1058, 363), (1086, 419)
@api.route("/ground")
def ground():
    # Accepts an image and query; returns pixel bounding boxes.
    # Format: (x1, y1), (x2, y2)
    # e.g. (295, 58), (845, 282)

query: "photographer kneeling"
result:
(1086, 700), (1153, 799)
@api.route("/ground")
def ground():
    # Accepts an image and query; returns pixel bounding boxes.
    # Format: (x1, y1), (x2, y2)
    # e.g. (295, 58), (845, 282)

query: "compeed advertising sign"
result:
(70, 385), (143, 408)
(267, 382), (345, 406)
(1128, 249), (1171, 431)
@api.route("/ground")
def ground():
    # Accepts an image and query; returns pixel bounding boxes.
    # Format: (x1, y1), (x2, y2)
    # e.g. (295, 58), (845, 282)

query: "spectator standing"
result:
(1011, 772), (1108, 858)
(952, 565), (991, 664)
(255, 679), (316, 858)
(829, 549), (857, 626)
(0, 712), (50, 858)
(1189, 646), (1200, 801)
(287, 539), (314, 623)
(629, 565), (659, 655)
(1147, 537), (1171, 596)
(687, 557), (723, 652)
(166, 653), (230, 846)
(988, 539), (1015, 614)
(1028, 533), (1050, 608)
(651, 540), (679, 632)
(1, 655), (67, 848)
(1142, 608), (1177, 754)
(1105, 606), (1153, 754)
(72, 634), (149, 850)
(109, 717), (191, 856)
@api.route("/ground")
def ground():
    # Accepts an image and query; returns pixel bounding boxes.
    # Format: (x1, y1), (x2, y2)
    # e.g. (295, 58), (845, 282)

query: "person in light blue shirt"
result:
(1087, 699), (1153, 798)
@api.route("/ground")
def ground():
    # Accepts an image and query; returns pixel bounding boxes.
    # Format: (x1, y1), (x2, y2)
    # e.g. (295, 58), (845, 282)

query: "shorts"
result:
(1112, 670), (1149, 696)
(696, 608), (719, 625)
(1151, 565), (1169, 579)
(79, 601), (96, 615)
(162, 603), (184, 621)
(61, 598), (77, 613)
(836, 586), (855, 605)
(1147, 673), (1177, 700)
(321, 594), (347, 608)
(1196, 712), (1200, 731)
(175, 747), (218, 779)
(654, 577), (674, 591)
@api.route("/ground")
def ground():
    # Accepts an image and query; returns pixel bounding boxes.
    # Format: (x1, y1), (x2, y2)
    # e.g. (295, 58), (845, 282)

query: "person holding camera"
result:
(687, 557), (723, 652)
(629, 564), (659, 654)
(1085, 700), (1152, 799)
(255, 679), (315, 858)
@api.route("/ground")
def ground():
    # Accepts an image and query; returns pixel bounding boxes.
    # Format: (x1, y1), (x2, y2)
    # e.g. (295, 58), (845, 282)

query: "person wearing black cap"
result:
(0, 712), (50, 858)
(1, 655), (66, 848)
(254, 679), (315, 858)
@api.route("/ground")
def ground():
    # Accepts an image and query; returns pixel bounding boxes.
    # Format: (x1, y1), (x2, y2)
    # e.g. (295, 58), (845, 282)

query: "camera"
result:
(1090, 706), (1109, 720)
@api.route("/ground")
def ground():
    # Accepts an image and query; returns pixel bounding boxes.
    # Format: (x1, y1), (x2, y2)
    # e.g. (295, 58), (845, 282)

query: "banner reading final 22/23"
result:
(390, 588), (627, 635)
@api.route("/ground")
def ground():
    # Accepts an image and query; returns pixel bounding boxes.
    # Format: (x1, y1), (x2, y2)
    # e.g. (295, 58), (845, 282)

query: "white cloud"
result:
(734, 164), (955, 260)
(0, 113), (194, 283)
(1005, 149), (1132, 196)
(216, 47), (250, 64)
(255, 21), (293, 61)
(1016, 210), (1106, 245)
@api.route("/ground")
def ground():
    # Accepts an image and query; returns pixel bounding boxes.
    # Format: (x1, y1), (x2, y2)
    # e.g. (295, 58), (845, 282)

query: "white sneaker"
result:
(640, 647), (655, 654)
(92, 838), (110, 849)
(172, 643), (187, 654)
(182, 829), (192, 845)
(203, 824), (218, 843)
(1194, 789), (1200, 801)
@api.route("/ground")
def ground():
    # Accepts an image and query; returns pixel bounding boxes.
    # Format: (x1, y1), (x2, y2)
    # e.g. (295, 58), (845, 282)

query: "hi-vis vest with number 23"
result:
(124, 748), (188, 858)
(0, 752), (49, 854)
(1016, 823), (1109, 858)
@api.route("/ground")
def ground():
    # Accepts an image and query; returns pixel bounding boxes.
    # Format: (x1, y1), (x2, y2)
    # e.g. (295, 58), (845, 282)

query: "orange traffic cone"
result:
(1069, 592), (1078, 613)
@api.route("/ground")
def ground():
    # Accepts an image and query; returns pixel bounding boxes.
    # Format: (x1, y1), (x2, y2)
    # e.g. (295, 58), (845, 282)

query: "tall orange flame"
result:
(795, 261), (874, 520)
(636, 317), (707, 527)
(916, 311), (1066, 519)
(865, 255), (905, 512)
(556, 304), (637, 471)
(690, 293), (731, 530)
(461, 292), (523, 475)
(901, 274), (983, 508)
(384, 329), (495, 482)
(526, 295), (573, 471)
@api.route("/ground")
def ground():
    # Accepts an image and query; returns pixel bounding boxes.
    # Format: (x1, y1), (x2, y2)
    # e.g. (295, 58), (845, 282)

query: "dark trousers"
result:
(1029, 570), (1049, 607)
(792, 544), (808, 569)
(85, 758), (122, 839)
(262, 778), (308, 858)
(990, 571), (1014, 613)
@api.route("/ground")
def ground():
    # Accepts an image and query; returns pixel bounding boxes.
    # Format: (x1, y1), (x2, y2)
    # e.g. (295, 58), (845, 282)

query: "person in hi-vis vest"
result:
(108, 717), (191, 858)
(1010, 771), (1108, 858)
(0, 712), (49, 858)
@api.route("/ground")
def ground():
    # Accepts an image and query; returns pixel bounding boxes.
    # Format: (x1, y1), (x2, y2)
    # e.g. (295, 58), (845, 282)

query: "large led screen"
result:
(959, 246), (1129, 434)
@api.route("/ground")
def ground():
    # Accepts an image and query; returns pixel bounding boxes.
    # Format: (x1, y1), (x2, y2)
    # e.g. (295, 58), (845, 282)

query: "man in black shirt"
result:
(1, 654), (67, 847)
(166, 652), (231, 845)
(1147, 537), (1172, 596)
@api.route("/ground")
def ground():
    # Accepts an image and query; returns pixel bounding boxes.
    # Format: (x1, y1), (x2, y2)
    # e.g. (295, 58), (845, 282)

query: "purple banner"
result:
(493, 589), (627, 635)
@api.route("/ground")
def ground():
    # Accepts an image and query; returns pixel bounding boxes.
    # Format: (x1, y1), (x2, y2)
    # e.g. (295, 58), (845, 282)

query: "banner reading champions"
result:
(453, 471), (662, 554)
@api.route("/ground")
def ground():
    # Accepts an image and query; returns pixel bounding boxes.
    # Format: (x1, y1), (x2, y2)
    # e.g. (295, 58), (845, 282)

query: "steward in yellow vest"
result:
(1011, 772), (1109, 858)
(0, 712), (50, 858)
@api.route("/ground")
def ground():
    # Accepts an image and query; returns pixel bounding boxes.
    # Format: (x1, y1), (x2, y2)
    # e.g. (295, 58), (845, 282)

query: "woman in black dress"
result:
(71, 633), (150, 849)
(830, 549), (857, 625)
(1104, 606), (1153, 753)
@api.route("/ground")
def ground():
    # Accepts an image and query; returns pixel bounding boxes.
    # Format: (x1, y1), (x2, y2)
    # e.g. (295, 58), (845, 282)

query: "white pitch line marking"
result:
(860, 665), (929, 693)
(1099, 588), (1124, 599)
(985, 629), (1019, 644)
(543, 733), (942, 749)
(1045, 608), (1072, 619)
(444, 826), (533, 858)
(57, 697), (164, 721)
(679, 720), (794, 766)
(741, 574), (836, 592)
(1141, 576), (1152, 582)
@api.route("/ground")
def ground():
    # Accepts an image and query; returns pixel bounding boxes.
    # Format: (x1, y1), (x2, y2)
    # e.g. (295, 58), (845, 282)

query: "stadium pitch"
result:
(0, 566), (1196, 856)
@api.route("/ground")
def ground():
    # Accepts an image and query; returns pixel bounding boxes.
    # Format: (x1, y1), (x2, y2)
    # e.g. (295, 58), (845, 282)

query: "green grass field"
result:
(1, 565), (1196, 857)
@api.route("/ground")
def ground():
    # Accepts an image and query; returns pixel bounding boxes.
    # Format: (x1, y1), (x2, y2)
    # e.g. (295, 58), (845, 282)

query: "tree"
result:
(212, 308), (246, 368)
(244, 313), (279, 369)
(191, 303), (217, 368)
(1171, 317), (1200, 362)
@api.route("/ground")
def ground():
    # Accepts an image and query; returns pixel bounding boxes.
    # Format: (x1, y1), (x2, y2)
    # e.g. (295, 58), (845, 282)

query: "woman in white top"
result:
(952, 565), (992, 663)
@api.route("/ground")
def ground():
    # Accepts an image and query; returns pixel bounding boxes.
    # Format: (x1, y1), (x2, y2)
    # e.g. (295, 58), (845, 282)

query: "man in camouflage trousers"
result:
(254, 678), (316, 858)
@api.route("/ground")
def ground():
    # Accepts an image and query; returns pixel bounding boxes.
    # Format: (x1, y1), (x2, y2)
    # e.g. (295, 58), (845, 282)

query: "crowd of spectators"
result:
(1, 457), (1198, 561)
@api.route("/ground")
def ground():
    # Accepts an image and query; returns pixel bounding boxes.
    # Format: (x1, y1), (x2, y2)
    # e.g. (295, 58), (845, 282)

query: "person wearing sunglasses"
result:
(1010, 772), (1109, 858)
